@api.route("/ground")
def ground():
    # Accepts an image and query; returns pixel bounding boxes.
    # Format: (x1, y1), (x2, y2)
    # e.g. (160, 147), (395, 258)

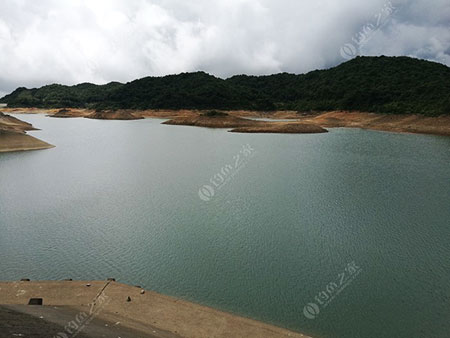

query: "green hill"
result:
(2, 56), (449, 116)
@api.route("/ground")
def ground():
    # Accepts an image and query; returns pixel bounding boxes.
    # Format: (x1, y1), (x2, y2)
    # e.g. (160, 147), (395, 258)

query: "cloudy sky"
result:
(0, 0), (449, 97)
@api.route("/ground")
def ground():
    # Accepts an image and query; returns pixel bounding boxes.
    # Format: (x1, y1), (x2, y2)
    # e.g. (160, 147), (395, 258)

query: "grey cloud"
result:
(0, 0), (449, 96)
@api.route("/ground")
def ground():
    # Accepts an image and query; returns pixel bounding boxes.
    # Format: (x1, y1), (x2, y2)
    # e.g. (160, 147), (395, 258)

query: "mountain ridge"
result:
(2, 56), (449, 116)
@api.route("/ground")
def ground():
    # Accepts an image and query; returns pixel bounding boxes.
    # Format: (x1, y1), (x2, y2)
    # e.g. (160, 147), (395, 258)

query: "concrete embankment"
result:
(0, 280), (312, 338)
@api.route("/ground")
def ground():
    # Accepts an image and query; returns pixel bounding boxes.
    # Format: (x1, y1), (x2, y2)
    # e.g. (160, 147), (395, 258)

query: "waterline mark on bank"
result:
(303, 261), (362, 320)
(340, 1), (397, 60)
(198, 144), (256, 202)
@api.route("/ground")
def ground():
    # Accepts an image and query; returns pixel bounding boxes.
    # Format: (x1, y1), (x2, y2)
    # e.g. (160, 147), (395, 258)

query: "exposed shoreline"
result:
(230, 123), (328, 134)
(162, 111), (328, 134)
(0, 112), (54, 153)
(0, 280), (312, 338)
(3, 107), (450, 137)
(0, 133), (54, 153)
(298, 111), (450, 137)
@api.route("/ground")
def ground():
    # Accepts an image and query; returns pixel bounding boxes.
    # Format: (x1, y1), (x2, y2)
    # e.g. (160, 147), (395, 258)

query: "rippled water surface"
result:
(1, 114), (450, 338)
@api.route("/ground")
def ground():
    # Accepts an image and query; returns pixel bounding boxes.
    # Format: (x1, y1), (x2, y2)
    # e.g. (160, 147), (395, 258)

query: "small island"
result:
(163, 110), (255, 128)
(230, 122), (328, 134)
(163, 111), (328, 134)
(49, 108), (85, 118)
(85, 109), (144, 120)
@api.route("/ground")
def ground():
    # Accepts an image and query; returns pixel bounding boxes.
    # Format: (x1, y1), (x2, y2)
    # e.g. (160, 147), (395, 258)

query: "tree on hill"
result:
(1, 56), (449, 116)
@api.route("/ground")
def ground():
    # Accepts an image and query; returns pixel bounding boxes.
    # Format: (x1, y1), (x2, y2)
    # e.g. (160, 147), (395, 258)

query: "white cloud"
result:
(0, 0), (449, 95)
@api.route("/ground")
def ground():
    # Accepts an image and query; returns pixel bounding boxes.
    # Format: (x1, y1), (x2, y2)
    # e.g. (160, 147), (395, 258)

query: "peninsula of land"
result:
(0, 112), (54, 153)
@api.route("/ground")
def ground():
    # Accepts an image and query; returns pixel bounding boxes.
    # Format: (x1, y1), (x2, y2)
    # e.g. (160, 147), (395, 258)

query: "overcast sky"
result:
(0, 0), (449, 97)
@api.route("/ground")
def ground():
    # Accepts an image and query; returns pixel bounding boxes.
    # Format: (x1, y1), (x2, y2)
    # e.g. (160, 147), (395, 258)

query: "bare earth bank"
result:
(0, 280), (312, 338)
(0, 132), (54, 153)
(0, 112), (54, 153)
(300, 111), (450, 136)
(3, 108), (450, 136)
(162, 113), (328, 133)
(85, 110), (144, 120)
(230, 123), (328, 134)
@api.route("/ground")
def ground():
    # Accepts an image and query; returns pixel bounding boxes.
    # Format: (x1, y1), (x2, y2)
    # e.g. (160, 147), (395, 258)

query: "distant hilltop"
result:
(2, 56), (450, 116)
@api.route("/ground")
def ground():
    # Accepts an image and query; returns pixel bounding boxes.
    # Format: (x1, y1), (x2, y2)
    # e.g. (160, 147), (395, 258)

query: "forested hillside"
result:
(2, 56), (449, 116)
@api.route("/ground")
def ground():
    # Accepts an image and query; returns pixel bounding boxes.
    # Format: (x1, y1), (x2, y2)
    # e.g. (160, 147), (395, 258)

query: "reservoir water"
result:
(1, 114), (450, 338)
